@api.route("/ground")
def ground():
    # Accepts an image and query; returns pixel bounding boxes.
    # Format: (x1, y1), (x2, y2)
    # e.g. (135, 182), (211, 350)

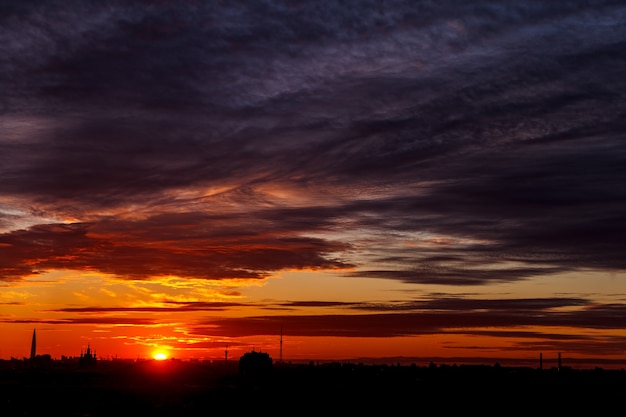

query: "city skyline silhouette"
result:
(4, 342), (626, 416)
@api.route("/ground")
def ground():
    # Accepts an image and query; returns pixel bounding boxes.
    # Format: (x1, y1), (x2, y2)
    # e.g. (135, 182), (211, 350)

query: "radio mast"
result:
(279, 325), (283, 364)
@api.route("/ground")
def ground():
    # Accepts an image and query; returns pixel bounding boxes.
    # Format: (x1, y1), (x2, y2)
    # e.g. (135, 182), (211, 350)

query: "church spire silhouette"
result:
(30, 328), (36, 359)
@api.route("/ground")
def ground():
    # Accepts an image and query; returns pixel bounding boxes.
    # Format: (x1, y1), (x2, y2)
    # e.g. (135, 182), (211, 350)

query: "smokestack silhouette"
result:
(30, 328), (36, 359)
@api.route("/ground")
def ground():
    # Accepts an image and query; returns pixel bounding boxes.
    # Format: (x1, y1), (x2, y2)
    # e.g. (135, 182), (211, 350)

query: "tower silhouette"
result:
(30, 328), (36, 359)
(79, 344), (97, 368)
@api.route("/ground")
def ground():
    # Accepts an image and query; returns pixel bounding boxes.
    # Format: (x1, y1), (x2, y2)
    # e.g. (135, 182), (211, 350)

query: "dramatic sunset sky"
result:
(2, 1), (626, 368)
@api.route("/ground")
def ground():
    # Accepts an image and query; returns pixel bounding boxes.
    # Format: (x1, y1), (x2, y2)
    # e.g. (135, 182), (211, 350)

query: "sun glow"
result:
(153, 352), (168, 360)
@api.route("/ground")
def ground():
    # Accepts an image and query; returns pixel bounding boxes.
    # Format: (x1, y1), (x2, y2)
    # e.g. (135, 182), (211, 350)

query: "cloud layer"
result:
(2, 0), (626, 289)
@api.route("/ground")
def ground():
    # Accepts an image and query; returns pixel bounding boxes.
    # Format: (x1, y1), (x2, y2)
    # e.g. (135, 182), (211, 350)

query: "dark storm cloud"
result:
(1, 1), (626, 285)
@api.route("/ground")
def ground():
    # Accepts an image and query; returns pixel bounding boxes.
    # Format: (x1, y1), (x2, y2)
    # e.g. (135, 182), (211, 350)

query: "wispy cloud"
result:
(7, 317), (157, 326)
(192, 297), (626, 337)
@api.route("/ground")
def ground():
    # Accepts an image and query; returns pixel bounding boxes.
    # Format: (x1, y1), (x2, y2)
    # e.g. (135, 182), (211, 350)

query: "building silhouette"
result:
(79, 344), (98, 369)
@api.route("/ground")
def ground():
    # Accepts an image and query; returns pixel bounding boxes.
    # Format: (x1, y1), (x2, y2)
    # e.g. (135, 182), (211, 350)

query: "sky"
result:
(1, 0), (626, 368)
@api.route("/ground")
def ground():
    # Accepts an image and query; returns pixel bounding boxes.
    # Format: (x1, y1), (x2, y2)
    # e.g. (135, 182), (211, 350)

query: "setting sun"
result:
(153, 352), (168, 361)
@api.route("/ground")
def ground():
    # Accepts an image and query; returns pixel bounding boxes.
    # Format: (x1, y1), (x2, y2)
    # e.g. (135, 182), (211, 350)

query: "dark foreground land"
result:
(2, 359), (626, 416)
